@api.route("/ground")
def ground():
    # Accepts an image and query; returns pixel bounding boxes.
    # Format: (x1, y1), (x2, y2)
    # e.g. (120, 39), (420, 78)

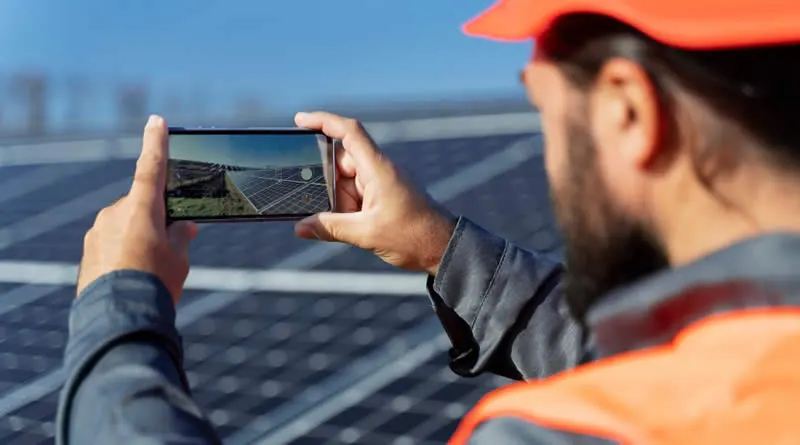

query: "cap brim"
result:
(462, 0), (616, 42)
(462, 0), (800, 49)
(462, 1), (543, 42)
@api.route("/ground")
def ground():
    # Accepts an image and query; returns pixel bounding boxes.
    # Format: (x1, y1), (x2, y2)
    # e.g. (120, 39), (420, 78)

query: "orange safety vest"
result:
(450, 308), (800, 445)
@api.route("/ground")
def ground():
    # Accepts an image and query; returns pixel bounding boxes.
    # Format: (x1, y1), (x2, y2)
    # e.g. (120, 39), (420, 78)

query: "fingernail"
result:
(295, 112), (309, 121)
(147, 115), (162, 128)
(310, 229), (321, 240)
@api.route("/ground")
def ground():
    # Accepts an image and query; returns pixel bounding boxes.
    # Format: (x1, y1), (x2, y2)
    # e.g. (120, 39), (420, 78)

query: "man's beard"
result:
(552, 119), (670, 324)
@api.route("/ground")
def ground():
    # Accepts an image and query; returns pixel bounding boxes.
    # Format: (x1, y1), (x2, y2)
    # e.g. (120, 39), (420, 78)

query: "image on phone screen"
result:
(166, 129), (335, 222)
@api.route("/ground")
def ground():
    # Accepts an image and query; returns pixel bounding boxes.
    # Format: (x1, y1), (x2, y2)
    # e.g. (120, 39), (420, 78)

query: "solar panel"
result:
(227, 168), (330, 215)
(0, 131), (549, 445)
(284, 356), (510, 445)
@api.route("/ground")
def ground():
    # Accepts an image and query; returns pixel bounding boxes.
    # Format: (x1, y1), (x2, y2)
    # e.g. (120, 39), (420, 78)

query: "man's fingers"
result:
(167, 220), (199, 254)
(335, 141), (358, 178)
(130, 115), (169, 203)
(294, 211), (366, 245)
(295, 111), (352, 139)
(295, 111), (385, 172)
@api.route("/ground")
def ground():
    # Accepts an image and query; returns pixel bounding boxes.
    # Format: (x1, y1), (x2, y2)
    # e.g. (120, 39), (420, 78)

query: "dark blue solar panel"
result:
(0, 129), (550, 445)
(227, 169), (329, 215)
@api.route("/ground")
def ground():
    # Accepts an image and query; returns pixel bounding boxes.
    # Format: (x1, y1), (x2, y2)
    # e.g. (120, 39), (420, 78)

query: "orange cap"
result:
(463, 0), (800, 49)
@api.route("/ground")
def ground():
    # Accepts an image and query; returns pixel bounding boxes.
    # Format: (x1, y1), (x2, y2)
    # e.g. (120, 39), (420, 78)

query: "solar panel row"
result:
(292, 356), (510, 445)
(273, 186), (330, 215)
(228, 169), (329, 215)
(0, 132), (551, 445)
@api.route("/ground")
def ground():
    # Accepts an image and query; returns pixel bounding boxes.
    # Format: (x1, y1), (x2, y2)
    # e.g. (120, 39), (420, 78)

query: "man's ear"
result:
(589, 57), (662, 170)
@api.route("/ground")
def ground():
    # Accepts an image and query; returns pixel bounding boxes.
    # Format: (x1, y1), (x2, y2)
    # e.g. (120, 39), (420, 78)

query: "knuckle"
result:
(344, 118), (363, 133)
(133, 167), (158, 186)
(83, 228), (94, 247)
(94, 200), (126, 225)
(131, 200), (152, 215)
(94, 207), (109, 224)
(135, 155), (153, 171)
(144, 147), (165, 163)
(136, 151), (164, 172)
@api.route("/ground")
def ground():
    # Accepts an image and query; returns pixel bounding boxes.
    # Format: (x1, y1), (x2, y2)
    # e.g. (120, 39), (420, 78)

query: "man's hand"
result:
(77, 115), (198, 303)
(294, 111), (456, 276)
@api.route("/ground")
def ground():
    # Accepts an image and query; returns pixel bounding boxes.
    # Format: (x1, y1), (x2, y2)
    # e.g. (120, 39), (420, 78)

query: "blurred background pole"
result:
(11, 72), (49, 138)
(116, 82), (149, 135)
(64, 75), (91, 134)
(164, 91), (185, 124)
(234, 96), (265, 126)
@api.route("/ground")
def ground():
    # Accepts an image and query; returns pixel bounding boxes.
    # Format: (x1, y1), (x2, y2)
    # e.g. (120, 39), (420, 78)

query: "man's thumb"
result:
(167, 221), (199, 253)
(295, 212), (362, 245)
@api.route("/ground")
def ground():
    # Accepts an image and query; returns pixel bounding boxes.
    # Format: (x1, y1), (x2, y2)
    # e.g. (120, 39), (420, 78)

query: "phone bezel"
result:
(165, 126), (336, 223)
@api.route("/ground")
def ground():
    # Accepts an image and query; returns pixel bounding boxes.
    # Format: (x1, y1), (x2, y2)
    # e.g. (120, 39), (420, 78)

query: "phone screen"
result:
(166, 128), (335, 222)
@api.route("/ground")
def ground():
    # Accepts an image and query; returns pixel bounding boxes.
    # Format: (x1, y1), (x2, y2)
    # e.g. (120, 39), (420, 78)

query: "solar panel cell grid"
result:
(0, 129), (549, 444)
(0, 287), (70, 388)
(295, 358), (510, 444)
(228, 168), (329, 215)
(175, 292), (435, 439)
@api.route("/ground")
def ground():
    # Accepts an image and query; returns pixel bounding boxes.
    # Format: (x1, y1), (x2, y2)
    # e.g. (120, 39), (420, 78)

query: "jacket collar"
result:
(586, 233), (800, 358)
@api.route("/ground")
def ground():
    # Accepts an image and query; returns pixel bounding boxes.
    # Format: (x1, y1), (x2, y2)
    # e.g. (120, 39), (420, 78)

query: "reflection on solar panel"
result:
(227, 166), (329, 215)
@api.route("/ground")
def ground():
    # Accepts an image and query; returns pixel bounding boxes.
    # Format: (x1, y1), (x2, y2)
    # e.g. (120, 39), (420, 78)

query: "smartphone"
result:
(165, 127), (336, 222)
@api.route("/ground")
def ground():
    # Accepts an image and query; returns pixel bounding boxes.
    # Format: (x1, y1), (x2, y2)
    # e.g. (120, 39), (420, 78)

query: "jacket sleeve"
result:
(56, 270), (222, 445)
(428, 216), (588, 381)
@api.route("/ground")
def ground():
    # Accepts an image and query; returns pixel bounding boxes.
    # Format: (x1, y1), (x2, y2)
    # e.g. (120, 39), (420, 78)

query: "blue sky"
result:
(0, 0), (532, 129)
(170, 133), (325, 168)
